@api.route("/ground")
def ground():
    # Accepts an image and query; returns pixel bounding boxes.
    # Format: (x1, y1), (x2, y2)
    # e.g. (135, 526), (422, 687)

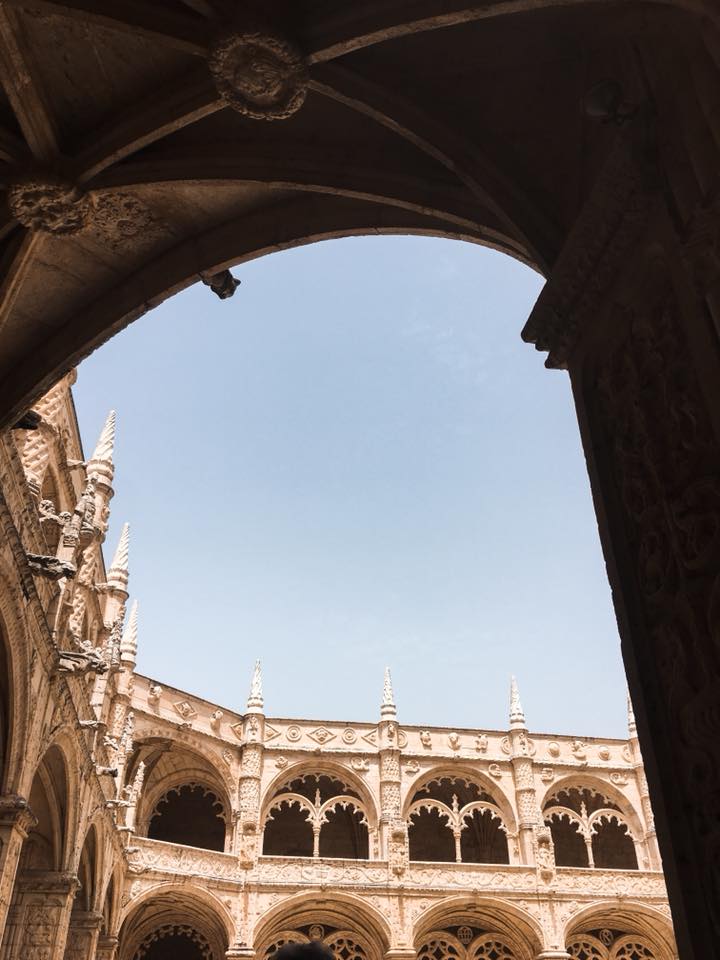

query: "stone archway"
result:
(0, 5), (717, 956)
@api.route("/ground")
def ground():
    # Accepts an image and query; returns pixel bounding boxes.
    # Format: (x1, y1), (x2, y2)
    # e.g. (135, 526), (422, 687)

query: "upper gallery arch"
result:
(404, 769), (515, 864)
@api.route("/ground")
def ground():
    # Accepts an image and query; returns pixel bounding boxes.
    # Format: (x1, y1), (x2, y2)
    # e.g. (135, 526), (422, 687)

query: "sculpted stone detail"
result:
(208, 23), (308, 121)
(8, 174), (91, 234)
(593, 282), (720, 922)
(91, 192), (161, 250)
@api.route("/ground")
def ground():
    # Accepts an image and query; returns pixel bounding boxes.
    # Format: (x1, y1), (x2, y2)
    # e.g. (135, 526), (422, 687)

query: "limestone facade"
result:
(0, 377), (677, 960)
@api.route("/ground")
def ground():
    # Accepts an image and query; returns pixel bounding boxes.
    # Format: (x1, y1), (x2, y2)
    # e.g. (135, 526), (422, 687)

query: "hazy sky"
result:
(73, 237), (629, 738)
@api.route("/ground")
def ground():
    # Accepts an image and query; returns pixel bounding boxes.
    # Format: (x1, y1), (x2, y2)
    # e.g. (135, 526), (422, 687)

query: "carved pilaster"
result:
(378, 716), (403, 870)
(0, 797), (37, 944)
(95, 936), (118, 960)
(523, 126), (720, 959)
(238, 729), (263, 867)
(63, 911), (103, 960)
(0, 870), (79, 960)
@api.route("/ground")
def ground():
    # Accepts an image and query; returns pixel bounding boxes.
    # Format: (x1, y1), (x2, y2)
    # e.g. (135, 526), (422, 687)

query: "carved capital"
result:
(209, 21), (307, 120)
(0, 794), (37, 836)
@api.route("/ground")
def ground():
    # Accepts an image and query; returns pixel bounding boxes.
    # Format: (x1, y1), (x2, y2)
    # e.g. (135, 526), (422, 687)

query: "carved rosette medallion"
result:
(208, 25), (308, 120)
(8, 175), (90, 234)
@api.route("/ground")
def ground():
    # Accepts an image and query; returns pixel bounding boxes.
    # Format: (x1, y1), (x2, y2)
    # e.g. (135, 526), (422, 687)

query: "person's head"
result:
(273, 943), (334, 960)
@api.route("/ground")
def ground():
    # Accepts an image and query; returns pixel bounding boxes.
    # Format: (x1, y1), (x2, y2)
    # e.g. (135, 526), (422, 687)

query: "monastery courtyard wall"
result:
(0, 376), (677, 960)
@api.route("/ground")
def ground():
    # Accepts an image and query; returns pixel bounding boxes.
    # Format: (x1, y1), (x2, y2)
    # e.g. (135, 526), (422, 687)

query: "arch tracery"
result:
(407, 774), (511, 864)
(543, 784), (640, 870)
(262, 773), (371, 859)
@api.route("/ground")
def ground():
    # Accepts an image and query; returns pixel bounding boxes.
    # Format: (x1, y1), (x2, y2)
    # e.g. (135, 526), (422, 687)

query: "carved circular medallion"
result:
(286, 724), (302, 742)
(548, 741), (560, 758)
(8, 175), (90, 234)
(209, 25), (307, 120)
(342, 727), (357, 744)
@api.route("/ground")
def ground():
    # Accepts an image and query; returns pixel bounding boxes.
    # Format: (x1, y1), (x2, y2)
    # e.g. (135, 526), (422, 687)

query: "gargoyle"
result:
(26, 554), (76, 580)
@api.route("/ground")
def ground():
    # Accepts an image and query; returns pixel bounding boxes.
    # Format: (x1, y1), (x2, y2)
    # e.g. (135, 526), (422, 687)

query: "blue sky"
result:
(73, 237), (628, 738)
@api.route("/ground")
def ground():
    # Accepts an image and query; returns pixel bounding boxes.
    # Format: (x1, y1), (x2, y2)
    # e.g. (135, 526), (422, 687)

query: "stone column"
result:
(0, 870), (78, 960)
(62, 911), (103, 960)
(0, 797), (37, 944)
(385, 949), (417, 960)
(95, 936), (118, 960)
(226, 947), (255, 960)
(521, 122), (720, 959)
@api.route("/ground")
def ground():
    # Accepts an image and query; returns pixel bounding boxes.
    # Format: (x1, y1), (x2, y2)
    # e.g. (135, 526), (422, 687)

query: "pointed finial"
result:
(509, 675), (526, 728)
(90, 410), (116, 463)
(247, 659), (264, 711)
(627, 689), (637, 737)
(120, 600), (138, 665)
(381, 666), (397, 718)
(107, 522), (129, 590)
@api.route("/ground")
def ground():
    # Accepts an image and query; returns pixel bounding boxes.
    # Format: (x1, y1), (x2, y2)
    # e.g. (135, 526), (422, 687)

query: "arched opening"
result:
(408, 776), (509, 864)
(1, 744), (71, 957)
(413, 899), (544, 960)
(592, 820), (638, 871)
(254, 897), (390, 960)
(544, 786), (638, 870)
(118, 889), (230, 960)
(21, 744), (68, 871)
(409, 808), (456, 863)
(148, 785), (225, 852)
(565, 902), (676, 960)
(133, 926), (213, 960)
(75, 824), (98, 912)
(129, 742), (230, 852)
(262, 774), (370, 860)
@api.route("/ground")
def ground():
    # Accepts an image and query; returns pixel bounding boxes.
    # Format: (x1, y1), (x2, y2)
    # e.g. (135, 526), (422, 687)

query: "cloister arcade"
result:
(0, 0), (715, 954)
(0, 366), (679, 960)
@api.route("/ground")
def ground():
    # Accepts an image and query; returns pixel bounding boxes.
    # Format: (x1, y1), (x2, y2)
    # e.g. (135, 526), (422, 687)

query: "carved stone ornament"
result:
(26, 553), (76, 580)
(208, 23), (308, 121)
(8, 174), (91, 234)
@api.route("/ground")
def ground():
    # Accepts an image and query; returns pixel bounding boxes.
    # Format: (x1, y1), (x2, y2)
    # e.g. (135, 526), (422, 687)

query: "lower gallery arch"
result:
(253, 893), (391, 960)
(564, 903), (676, 960)
(413, 897), (544, 960)
(0, 742), (72, 958)
(118, 885), (232, 960)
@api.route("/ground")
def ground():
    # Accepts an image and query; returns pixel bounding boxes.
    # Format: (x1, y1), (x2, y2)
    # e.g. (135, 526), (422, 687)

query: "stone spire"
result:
(381, 666), (396, 718)
(627, 689), (637, 737)
(509, 675), (526, 728)
(120, 600), (138, 666)
(247, 659), (264, 712)
(107, 522), (129, 590)
(90, 410), (116, 464)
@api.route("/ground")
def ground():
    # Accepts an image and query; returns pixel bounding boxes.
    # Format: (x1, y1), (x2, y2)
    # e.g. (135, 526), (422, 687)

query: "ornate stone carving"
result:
(26, 553), (76, 580)
(91, 192), (161, 251)
(57, 645), (107, 675)
(8, 174), (91, 234)
(208, 23), (308, 121)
